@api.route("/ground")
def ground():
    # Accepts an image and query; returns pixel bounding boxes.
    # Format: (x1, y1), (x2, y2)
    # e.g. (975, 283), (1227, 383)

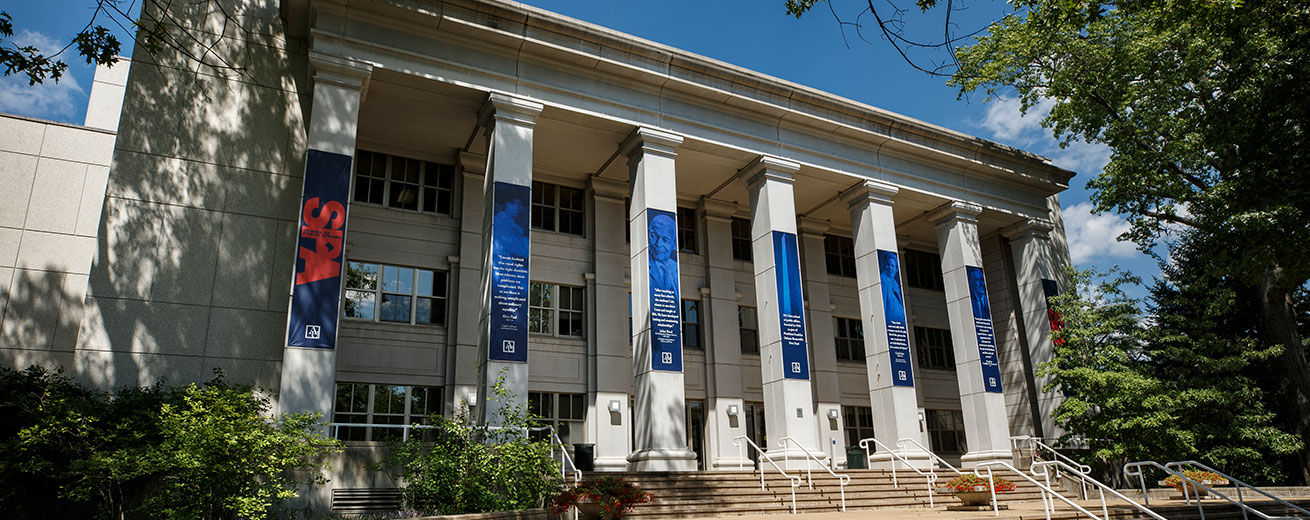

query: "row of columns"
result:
(278, 71), (1063, 470)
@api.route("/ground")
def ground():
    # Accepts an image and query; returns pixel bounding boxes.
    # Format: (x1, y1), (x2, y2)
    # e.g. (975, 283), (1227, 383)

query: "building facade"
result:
(1, 0), (1074, 504)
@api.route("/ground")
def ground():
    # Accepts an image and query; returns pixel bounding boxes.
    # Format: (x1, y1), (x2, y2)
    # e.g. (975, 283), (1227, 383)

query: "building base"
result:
(627, 448), (698, 472)
(961, 449), (1014, 468)
(709, 456), (756, 471)
(869, 449), (934, 470)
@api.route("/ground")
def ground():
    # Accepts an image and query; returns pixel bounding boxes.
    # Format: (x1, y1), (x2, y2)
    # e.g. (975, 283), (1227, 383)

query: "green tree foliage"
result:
(387, 383), (562, 514)
(1044, 265), (1301, 484)
(0, 367), (340, 520)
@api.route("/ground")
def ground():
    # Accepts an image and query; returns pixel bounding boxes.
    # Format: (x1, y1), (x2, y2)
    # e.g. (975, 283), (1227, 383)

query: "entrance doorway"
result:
(686, 400), (706, 470)
(743, 401), (767, 468)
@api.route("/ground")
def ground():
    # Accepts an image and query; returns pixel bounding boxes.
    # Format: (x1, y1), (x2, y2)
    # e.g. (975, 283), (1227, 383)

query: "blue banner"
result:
(488, 182), (531, 363)
(647, 209), (682, 372)
(967, 265), (1002, 392)
(773, 231), (809, 380)
(877, 250), (914, 387)
(287, 149), (352, 349)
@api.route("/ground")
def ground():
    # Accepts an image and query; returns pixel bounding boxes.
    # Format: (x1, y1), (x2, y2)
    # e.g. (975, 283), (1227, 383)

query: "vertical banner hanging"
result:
(967, 266), (1003, 392)
(287, 149), (352, 349)
(1042, 279), (1064, 345)
(877, 250), (914, 387)
(488, 181), (531, 363)
(647, 209), (683, 372)
(773, 231), (810, 380)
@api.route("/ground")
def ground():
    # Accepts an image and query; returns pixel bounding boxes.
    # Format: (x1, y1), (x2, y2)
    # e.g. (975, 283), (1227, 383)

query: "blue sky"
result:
(1, 0), (1160, 288)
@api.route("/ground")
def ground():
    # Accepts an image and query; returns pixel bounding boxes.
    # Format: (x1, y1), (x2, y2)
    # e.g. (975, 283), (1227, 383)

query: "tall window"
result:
(731, 217), (753, 262)
(529, 282), (585, 337)
(824, 235), (857, 277)
(915, 326), (956, 371)
(925, 409), (967, 454)
(332, 384), (443, 441)
(353, 150), (454, 215)
(531, 181), (585, 236)
(842, 405), (876, 447)
(682, 299), (703, 350)
(904, 249), (945, 291)
(834, 317), (865, 362)
(344, 262), (448, 326)
(677, 207), (699, 254)
(739, 305), (759, 354)
(529, 392), (586, 446)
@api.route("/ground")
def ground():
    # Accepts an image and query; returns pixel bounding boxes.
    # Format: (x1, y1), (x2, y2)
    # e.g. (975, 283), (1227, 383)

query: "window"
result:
(682, 299), (702, 350)
(344, 262), (448, 326)
(731, 217), (753, 262)
(531, 181), (585, 236)
(915, 326), (956, 371)
(824, 235), (857, 277)
(904, 249), (945, 291)
(834, 317), (865, 362)
(739, 305), (759, 354)
(529, 282), (585, 337)
(677, 207), (698, 254)
(925, 409), (967, 454)
(332, 384), (443, 441)
(529, 392), (586, 446)
(842, 405), (876, 447)
(353, 150), (454, 215)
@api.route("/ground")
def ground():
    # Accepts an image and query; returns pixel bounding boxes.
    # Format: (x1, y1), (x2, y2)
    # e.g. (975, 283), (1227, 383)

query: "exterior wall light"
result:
(827, 409), (839, 419)
(727, 404), (740, 416)
(608, 400), (622, 412)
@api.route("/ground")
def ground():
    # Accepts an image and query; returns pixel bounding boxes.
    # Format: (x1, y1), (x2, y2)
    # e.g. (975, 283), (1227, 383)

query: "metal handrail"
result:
(1013, 436), (1093, 475)
(897, 437), (964, 475)
(330, 422), (436, 441)
(859, 437), (942, 507)
(1031, 460), (1168, 520)
(778, 437), (850, 511)
(975, 460), (1106, 520)
(1126, 461), (1300, 520)
(733, 435), (802, 514)
(1165, 460), (1310, 520)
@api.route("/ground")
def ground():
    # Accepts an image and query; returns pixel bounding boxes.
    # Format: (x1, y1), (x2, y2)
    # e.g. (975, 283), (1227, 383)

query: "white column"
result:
(476, 94), (543, 427)
(742, 156), (825, 467)
(929, 201), (1011, 466)
(700, 197), (753, 470)
(449, 151), (486, 416)
(1003, 218), (1064, 440)
(796, 217), (846, 467)
(841, 180), (930, 468)
(278, 52), (371, 419)
(589, 176), (634, 470)
(624, 127), (698, 472)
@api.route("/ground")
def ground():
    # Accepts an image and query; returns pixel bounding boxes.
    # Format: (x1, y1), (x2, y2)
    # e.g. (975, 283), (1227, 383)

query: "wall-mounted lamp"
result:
(917, 411), (925, 422)
(727, 404), (740, 416)
(467, 392), (478, 407)
(608, 400), (622, 412)
(827, 409), (839, 420)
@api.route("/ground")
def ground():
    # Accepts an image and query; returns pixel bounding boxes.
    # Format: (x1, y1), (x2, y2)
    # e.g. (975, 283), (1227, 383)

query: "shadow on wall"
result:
(72, 0), (313, 396)
(1, 267), (86, 370)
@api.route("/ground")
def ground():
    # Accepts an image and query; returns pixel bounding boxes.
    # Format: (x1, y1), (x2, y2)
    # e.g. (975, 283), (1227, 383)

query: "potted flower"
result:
(1162, 470), (1229, 498)
(549, 476), (653, 520)
(938, 474), (1017, 506)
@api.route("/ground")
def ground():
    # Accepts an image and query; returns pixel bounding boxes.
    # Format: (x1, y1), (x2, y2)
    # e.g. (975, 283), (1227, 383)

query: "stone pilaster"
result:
(700, 197), (752, 470)
(590, 175), (634, 470)
(1003, 218), (1063, 440)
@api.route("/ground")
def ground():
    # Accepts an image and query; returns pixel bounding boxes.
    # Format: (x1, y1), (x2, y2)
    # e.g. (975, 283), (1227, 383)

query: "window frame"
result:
(914, 326), (957, 371)
(834, 316), (866, 363)
(344, 261), (449, 326)
(739, 305), (760, 354)
(823, 234), (857, 278)
(682, 299), (703, 350)
(925, 409), (968, 454)
(904, 249), (946, 291)
(529, 281), (586, 338)
(730, 217), (753, 262)
(677, 207), (699, 255)
(352, 150), (455, 216)
(332, 383), (444, 442)
(842, 405), (876, 447)
(531, 181), (586, 237)
(528, 392), (586, 446)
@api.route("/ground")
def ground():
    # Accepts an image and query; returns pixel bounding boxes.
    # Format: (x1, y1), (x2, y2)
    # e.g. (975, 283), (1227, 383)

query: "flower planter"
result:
(954, 491), (994, 506)
(574, 502), (605, 520)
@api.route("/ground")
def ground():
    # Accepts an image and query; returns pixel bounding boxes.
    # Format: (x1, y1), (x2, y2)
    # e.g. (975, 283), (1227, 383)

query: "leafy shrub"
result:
(939, 474), (1016, 493)
(1163, 469), (1230, 492)
(548, 476), (652, 520)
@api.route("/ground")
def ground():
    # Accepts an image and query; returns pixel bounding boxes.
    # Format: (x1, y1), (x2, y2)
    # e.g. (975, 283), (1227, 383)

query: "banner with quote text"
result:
(647, 209), (683, 372)
(488, 182), (531, 363)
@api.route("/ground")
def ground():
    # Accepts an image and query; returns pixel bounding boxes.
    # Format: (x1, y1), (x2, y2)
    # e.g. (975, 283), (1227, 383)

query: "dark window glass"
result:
(682, 299), (702, 349)
(677, 207), (698, 254)
(824, 235), (857, 277)
(842, 405), (876, 447)
(731, 217), (753, 262)
(905, 249), (945, 291)
(915, 326), (956, 371)
(353, 150), (386, 205)
(834, 317), (865, 362)
(353, 150), (453, 214)
(739, 306), (759, 354)
(926, 409), (967, 454)
(388, 157), (421, 211)
(530, 181), (585, 237)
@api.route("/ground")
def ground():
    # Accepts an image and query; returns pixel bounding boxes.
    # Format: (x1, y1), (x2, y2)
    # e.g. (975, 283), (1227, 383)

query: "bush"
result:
(548, 477), (652, 520)
(0, 366), (340, 520)
(1163, 469), (1230, 493)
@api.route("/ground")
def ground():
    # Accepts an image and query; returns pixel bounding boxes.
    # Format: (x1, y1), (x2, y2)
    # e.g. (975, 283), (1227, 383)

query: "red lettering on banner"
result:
(296, 197), (346, 286)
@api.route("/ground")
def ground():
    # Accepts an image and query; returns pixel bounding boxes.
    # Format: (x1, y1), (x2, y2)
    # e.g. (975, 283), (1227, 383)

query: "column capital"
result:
(840, 179), (899, 209)
(620, 127), (684, 161)
(479, 93), (544, 130)
(697, 197), (738, 222)
(797, 217), (830, 238)
(927, 200), (983, 228)
(1001, 218), (1055, 242)
(309, 51), (373, 94)
(458, 151), (487, 176)
(740, 155), (800, 189)
(588, 176), (628, 202)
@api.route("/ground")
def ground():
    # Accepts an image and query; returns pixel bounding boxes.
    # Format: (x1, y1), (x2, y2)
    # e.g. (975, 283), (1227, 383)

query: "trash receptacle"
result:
(573, 443), (595, 472)
(845, 446), (866, 470)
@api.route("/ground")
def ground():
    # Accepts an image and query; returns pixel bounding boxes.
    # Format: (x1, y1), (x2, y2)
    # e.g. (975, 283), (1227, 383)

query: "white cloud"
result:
(0, 30), (88, 123)
(1062, 202), (1140, 265)
(976, 96), (1111, 176)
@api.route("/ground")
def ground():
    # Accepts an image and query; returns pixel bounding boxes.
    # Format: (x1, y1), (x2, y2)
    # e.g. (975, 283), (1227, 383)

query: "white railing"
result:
(897, 437), (965, 475)
(1031, 460), (1169, 520)
(1126, 461), (1302, 520)
(859, 437), (943, 507)
(733, 435), (802, 514)
(777, 437), (850, 511)
(975, 460), (1107, 520)
(1164, 461), (1310, 520)
(330, 422), (435, 441)
(331, 423), (582, 484)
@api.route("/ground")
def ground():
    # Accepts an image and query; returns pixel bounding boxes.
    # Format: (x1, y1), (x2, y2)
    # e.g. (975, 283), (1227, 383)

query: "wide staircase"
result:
(604, 469), (1059, 519)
